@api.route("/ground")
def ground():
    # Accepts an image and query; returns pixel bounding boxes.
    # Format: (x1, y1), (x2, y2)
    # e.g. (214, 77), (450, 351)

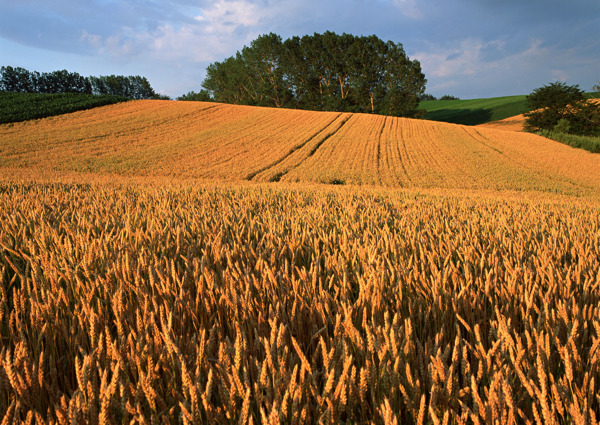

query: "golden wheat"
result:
(1, 100), (600, 196)
(0, 177), (599, 423)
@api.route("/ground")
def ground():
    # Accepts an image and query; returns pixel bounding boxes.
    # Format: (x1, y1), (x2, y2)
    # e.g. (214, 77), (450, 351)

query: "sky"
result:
(1, 0), (599, 100)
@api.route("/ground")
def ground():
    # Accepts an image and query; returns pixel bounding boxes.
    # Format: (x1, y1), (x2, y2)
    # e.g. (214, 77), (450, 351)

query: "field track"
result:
(1, 99), (600, 195)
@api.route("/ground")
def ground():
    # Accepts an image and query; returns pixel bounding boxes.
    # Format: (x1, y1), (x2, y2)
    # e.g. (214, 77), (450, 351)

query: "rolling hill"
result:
(1, 99), (599, 196)
(0, 91), (129, 123)
(419, 95), (530, 125)
(2, 98), (600, 424)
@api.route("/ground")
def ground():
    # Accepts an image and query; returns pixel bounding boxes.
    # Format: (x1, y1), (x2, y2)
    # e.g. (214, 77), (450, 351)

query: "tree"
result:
(419, 94), (437, 101)
(177, 90), (213, 102)
(524, 82), (600, 135)
(0, 66), (35, 92)
(202, 55), (252, 105)
(241, 33), (291, 108)
(201, 32), (426, 117)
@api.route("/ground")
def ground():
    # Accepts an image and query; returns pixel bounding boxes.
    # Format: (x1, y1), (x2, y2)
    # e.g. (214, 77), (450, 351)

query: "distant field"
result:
(0, 91), (128, 123)
(1, 99), (600, 196)
(420, 95), (530, 125)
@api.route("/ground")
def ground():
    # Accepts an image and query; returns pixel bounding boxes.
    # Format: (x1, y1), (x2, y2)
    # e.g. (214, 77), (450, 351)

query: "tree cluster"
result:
(200, 32), (427, 117)
(177, 90), (213, 102)
(419, 94), (461, 101)
(524, 82), (600, 136)
(0, 66), (159, 99)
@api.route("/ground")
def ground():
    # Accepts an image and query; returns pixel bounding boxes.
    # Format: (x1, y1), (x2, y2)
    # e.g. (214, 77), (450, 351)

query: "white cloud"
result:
(198, 0), (264, 32)
(78, 0), (272, 64)
(391, 0), (422, 19)
(80, 30), (102, 48)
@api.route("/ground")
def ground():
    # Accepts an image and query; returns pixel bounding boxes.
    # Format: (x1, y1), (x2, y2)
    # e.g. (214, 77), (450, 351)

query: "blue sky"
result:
(1, 0), (599, 99)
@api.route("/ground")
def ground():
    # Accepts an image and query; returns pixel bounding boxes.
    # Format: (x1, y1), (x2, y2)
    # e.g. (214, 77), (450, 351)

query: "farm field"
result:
(1, 99), (600, 196)
(476, 113), (527, 132)
(1, 99), (600, 423)
(1, 178), (599, 424)
(419, 95), (529, 125)
(0, 91), (128, 124)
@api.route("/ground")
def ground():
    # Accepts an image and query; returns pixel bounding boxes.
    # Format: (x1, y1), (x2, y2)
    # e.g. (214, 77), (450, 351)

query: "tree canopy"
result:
(201, 32), (427, 118)
(0, 66), (159, 99)
(524, 82), (600, 136)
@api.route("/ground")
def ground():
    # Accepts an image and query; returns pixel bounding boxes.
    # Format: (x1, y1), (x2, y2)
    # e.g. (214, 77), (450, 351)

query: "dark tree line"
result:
(0, 66), (159, 99)
(199, 32), (427, 117)
(419, 94), (460, 101)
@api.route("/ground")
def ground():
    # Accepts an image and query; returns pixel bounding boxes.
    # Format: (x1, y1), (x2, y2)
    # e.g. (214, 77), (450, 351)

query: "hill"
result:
(1, 99), (600, 196)
(1, 100), (600, 424)
(475, 113), (527, 132)
(419, 95), (530, 125)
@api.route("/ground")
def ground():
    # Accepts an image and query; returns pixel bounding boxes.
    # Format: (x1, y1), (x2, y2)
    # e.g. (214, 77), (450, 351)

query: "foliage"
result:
(553, 118), (571, 133)
(419, 93), (437, 101)
(537, 129), (600, 153)
(0, 66), (159, 99)
(201, 32), (427, 117)
(177, 90), (213, 102)
(439, 94), (460, 100)
(0, 179), (599, 423)
(0, 91), (128, 124)
(524, 82), (600, 135)
(420, 95), (529, 125)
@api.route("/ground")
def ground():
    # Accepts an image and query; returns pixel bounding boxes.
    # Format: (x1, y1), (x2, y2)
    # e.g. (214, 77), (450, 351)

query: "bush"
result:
(553, 118), (571, 133)
(537, 129), (600, 153)
(525, 82), (600, 136)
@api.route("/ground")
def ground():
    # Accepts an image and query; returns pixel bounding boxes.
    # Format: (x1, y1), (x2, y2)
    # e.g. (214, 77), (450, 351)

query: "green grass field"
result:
(419, 95), (530, 125)
(0, 91), (128, 123)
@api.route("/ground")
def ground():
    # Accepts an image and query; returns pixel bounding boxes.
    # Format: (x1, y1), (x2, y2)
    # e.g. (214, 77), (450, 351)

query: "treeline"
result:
(0, 66), (160, 99)
(199, 32), (427, 117)
(419, 94), (460, 101)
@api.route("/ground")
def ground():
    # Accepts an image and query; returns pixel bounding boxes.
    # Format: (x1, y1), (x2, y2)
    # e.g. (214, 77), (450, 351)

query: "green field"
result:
(0, 91), (128, 124)
(420, 95), (529, 125)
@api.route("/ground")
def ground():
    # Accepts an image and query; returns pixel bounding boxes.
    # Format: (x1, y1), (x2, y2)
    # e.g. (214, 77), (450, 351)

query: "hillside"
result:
(475, 113), (527, 131)
(1, 100), (600, 196)
(0, 91), (129, 123)
(419, 95), (529, 125)
(1, 99), (600, 424)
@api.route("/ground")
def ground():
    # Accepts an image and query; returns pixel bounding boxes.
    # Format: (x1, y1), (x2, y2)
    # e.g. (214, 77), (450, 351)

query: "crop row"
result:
(0, 92), (128, 124)
(1, 100), (599, 197)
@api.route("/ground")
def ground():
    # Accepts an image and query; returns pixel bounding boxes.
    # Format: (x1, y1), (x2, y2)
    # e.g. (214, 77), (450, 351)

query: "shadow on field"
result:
(424, 108), (493, 126)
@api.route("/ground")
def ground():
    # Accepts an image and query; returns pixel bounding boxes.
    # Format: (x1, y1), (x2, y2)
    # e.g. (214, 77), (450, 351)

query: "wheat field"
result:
(0, 177), (599, 424)
(1, 100), (600, 195)
(1, 100), (600, 423)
